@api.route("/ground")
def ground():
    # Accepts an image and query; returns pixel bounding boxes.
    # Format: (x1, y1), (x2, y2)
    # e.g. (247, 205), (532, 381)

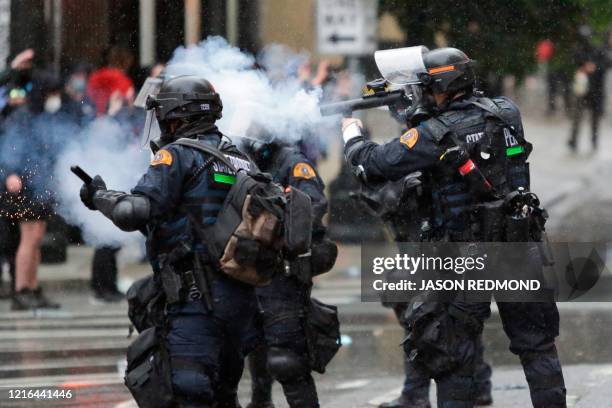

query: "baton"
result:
(70, 165), (93, 184)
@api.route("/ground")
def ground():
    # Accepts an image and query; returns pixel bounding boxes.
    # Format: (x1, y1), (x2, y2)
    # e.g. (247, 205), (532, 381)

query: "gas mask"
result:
(388, 84), (433, 127)
(374, 46), (434, 127)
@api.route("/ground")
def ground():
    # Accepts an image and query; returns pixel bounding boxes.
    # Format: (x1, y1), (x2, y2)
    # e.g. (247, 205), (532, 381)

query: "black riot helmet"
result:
(144, 75), (223, 138)
(375, 46), (475, 96)
(418, 48), (475, 94)
(242, 122), (284, 171)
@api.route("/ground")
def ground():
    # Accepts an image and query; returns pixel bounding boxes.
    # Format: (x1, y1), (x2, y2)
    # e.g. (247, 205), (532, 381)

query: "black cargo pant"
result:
(449, 301), (566, 408)
(392, 303), (492, 404)
(248, 273), (319, 407)
(167, 276), (258, 407)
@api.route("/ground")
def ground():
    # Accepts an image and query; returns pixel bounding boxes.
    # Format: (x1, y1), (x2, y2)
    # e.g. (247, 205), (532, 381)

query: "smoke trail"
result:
(164, 36), (324, 143)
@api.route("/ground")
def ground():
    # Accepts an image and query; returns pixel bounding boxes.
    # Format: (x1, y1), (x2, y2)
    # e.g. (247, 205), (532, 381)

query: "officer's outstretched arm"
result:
(343, 118), (440, 182)
(93, 190), (151, 232)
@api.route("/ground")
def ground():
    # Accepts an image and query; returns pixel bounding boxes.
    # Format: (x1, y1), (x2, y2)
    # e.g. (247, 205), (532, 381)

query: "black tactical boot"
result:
(281, 377), (319, 408)
(247, 351), (275, 408)
(378, 394), (431, 408)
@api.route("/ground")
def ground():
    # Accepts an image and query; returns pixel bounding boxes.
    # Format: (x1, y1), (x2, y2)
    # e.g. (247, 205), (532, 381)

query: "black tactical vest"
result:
(151, 135), (252, 258)
(422, 96), (531, 239)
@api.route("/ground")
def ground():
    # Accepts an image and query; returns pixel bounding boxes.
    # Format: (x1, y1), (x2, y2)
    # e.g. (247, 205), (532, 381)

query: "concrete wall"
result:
(258, 0), (316, 53)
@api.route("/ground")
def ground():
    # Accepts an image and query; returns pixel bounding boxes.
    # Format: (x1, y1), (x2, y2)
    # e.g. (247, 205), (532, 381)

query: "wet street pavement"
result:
(1, 115), (612, 407)
(3, 285), (612, 407)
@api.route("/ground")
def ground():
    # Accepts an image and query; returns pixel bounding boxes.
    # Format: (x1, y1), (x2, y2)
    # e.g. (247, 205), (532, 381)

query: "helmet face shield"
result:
(374, 46), (430, 85)
(134, 77), (163, 108)
(141, 108), (162, 148)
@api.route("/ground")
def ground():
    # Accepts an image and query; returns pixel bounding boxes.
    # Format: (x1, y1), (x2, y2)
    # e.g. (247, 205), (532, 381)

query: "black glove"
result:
(80, 175), (107, 210)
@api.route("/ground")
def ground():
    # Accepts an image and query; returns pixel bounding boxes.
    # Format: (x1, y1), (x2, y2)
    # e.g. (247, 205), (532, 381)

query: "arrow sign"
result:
(328, 33), (356, 43)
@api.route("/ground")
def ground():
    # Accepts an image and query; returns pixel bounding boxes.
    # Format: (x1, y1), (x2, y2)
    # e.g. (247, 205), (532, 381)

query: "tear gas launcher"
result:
(320, 78), (408, 117)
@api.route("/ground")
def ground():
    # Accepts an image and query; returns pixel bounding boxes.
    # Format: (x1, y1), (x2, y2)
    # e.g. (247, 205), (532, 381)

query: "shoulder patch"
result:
(399, 128), (419, 149)
(151, 149), (173, 166)
(293, 162), (317, 179)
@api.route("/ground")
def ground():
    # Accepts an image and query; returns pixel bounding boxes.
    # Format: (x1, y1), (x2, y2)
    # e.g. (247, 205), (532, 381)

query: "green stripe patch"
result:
(506, 146), (524, 156)
(213, 173), (236, 185)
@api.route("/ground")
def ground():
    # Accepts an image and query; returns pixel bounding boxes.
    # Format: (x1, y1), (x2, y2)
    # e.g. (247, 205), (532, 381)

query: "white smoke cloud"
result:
(165, 36), (323, 141)
(54, 118), (149, 246)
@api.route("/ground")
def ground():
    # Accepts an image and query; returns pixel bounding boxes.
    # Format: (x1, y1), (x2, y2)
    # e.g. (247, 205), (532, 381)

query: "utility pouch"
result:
(358, 172), (422, 219)
(505, 215), (530, 242)
(475, 199), (505, 241)
(159, 261), (184, 305)
(288, 253), (312, 284)
(124, 327), (174, 408)
(127, 275), (165, 333)
(402, 302), (475, 378)
(310, 238), (338, 277)
(233, 236), (260, 266)
(305, 298), (342, 374)
(158, 242), (196, 304)
(284, 187), (313, 257)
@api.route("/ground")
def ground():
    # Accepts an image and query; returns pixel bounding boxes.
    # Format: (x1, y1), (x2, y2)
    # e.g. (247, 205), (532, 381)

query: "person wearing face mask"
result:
(2, 70), (64, 310)
(60, 63), (96, 127)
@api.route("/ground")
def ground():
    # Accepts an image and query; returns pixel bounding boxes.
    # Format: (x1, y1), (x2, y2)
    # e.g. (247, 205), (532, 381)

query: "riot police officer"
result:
(341, 47), (566, 407)
(355, 150), (492, 407)
(80, 75), (257, 407)
(242, 129), (337, 408)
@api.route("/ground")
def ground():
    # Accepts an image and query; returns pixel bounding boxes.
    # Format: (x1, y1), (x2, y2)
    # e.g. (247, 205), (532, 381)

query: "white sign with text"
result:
(317, 0), (378, 55)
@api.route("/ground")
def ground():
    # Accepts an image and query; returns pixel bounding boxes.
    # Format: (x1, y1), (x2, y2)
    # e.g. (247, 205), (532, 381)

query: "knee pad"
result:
(172, 366), (214, 404)
(266, 347), (309, 382)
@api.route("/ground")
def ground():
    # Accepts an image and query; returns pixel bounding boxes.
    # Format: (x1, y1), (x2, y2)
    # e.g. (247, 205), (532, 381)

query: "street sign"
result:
(317, 0), (378, 56)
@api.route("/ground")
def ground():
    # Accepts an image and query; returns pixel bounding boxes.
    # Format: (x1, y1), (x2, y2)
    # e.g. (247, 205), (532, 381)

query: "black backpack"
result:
(126, 275), (165, 333)
(174, 138), (313, 286)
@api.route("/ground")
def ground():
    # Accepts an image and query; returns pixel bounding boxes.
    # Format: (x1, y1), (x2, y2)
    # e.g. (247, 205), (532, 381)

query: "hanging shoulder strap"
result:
(467, 97), (517, 135)
(173, 138), (236, 171)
